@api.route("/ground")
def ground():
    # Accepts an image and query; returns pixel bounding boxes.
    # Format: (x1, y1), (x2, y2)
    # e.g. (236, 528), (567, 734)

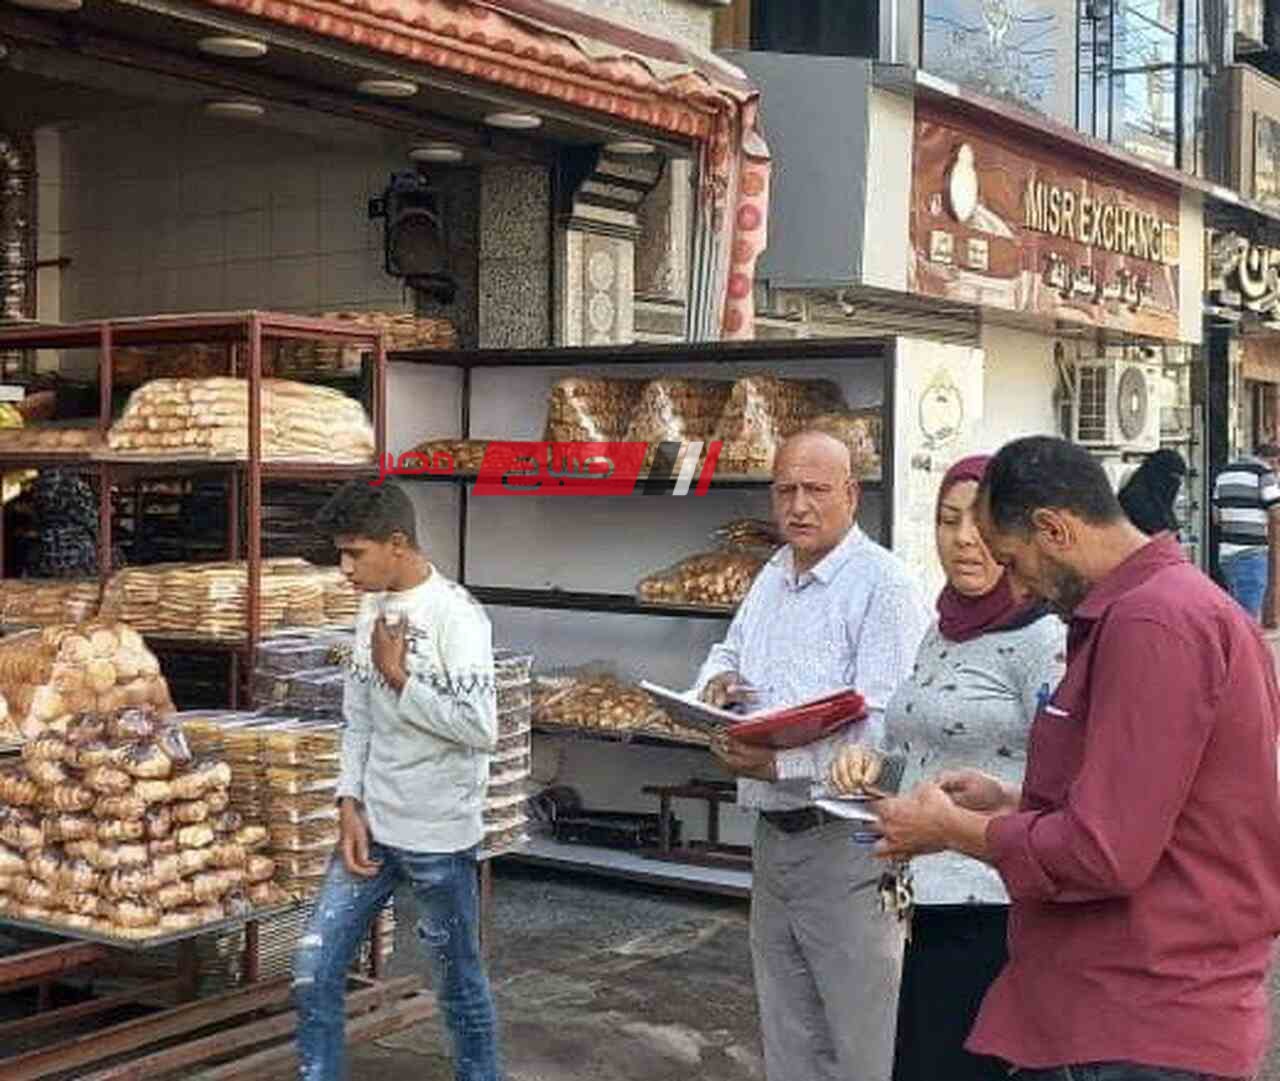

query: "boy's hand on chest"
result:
(371, 616), (410, 693)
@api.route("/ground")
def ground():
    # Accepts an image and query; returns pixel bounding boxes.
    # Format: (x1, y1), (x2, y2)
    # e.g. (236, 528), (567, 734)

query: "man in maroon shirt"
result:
(870, 436), (1280, 1081)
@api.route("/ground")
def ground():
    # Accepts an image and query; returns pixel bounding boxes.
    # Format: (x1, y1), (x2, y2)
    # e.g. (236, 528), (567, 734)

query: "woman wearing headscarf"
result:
(829, 455), (1066, 1081)
(1118, 448), (1187, 537)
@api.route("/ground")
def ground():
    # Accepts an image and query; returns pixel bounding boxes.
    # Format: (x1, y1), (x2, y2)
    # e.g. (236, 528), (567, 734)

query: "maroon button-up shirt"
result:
(967, 534), (1280, 1077)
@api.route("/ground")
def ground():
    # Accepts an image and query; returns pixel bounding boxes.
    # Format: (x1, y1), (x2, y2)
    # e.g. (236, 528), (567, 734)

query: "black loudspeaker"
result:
(368, 171), (457, 303)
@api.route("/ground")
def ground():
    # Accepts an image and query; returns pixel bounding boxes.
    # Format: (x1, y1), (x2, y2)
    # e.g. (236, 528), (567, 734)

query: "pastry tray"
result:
(0, 902), (299, 951)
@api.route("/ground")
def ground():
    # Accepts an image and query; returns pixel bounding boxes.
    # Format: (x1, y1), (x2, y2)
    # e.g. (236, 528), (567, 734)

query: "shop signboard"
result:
(909, 104), (1182, 339)
(1204, 229), (1280, 324)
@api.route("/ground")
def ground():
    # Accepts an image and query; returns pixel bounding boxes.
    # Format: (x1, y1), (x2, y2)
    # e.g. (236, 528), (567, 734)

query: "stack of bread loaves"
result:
(106, 378), (374, 462)
(0, 622), (174, 743)
(0, 623), (285, 939)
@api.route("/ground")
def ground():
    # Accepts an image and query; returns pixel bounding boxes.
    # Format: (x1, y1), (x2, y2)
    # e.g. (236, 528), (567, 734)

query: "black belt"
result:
(760, 807), (837, 834)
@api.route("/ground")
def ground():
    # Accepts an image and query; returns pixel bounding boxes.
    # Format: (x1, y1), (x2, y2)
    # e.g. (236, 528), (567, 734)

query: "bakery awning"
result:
(185, 0), (771, 339)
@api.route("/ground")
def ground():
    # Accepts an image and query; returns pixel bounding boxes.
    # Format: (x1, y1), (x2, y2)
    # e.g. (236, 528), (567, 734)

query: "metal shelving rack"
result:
(386, 337), (897, 895)
(0, 311), (387, 705)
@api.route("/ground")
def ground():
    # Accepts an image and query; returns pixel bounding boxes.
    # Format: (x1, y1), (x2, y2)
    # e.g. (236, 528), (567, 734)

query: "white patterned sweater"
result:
(336, 568), (497, 853)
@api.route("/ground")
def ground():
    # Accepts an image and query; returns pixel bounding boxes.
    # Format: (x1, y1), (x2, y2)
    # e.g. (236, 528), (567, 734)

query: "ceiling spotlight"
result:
(204, 99), (266, 119)
(484, 111), (542, 131)
(6, 0), (82, 10)
(198, 36), (269, 59)
(357, 78), (418, 98)
(605, 140), (656, 156)
(409, 144), (464, 164)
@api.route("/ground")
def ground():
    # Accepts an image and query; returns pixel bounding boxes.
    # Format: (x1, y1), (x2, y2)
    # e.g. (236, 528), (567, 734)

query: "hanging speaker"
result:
(368, 171), (457, 303)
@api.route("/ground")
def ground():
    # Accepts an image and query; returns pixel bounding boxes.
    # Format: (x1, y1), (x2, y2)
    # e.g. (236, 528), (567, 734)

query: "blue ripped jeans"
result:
(293, 842), (500, 1081)
(1015, 1065), (1241, 1081)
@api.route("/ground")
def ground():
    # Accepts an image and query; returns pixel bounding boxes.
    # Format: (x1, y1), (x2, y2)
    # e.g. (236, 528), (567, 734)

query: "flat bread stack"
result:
(0, 428), (101, 454)
(635, 549), (766, 610)
(275, 312), (457, 374)
(0, 705), (284, 940)
(101, 560), (334, 640)
(1, 580), (102, 626)
(106, 378), (374, 462)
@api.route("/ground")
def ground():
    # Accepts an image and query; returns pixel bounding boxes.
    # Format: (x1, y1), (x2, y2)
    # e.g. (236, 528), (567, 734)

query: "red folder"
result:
(727, 689), (868, 749)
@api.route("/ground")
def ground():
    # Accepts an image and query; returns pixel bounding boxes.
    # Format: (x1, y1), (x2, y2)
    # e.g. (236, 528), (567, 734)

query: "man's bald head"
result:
(775, 430), (854, 481)
(771, 429), (860, 573)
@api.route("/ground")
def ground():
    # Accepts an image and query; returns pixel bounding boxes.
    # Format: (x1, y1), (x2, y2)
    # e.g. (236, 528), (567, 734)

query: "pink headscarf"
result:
(935, 455), (1037, 643)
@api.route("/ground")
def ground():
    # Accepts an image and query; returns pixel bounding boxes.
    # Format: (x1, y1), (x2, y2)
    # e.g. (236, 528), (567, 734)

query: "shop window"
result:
(1078, 0), (1207, 173)
(921, 0), (1079, 123)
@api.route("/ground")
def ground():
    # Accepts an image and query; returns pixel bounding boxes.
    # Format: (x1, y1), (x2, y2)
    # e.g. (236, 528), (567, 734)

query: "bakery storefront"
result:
(0, 0), (790, 1063)
(906, 91), (1210, 571)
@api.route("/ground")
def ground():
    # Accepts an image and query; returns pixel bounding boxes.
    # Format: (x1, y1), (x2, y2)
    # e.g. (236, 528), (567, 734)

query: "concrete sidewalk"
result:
(350, 864), (1280, 1081)
(350, 865), (763, 1081)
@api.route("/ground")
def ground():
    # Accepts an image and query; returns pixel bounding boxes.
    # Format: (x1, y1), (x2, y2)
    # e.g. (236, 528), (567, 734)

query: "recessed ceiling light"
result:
(409, 143), (464, 164)
(198, 35), (268, 59)
(484, 111), (542, 131)
(605, 140), (656, 156)
(204, 99), (265, 119)
(357, 78), (418, 98)
(6, 0), (82, 10)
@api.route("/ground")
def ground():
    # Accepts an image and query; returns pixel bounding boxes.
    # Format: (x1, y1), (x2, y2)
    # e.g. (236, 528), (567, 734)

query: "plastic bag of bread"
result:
(42, 783), (95, 813)
(63, 891), (100, 917)
(21, 737), (67, 764)
(115, 843), (149, 869)
(44, 813), (95, 843)
(205, 788), (230, 814)
(208, 841), (247, 869)
(97, 818), (145, 843)
(635, 549), (766, 610)
(105, 897), (158, 929)
(145, 805), (173, 840)
(0, 844), (25, 875)
(83, 765), (133, 796)
(246, 854), (276, 883)
(210, 811), (243, 836)
(151, 851), (181, 885)
(1, 808), (43, 851)
(191, 870), (235, 903)
(93, 794), (146, 821)
(104, 866), (154, 899)
(0, 768), (39, 806)
(623, 378), (733, 470)
(28, 849), (64, 885)
(156, 880), (194, 910)
(712, 376), (846, 476)
(176, 823), (214, 850)
(109, 708), (157, 744)
(133, 780), (172, 804)
(248, 880), (289, 907)
(60, 860), (99, 894)
(234, 825), (268, 851)
(18, 877), (55, 906)
(156, 724), (193, 769)
(24, 759), (67, 788)
(543, 377), (645, 443)
(149, 838), (177, 860)
(65, 714), (107, 746)
(172, 800), (209, 825)
(120, 741), (173, 780)
(66, 741), (113, 770)
(177, 847), (213, 878)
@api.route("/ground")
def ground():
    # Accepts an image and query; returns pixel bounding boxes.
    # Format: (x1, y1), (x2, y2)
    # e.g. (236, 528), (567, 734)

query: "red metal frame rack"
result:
(0, 311), (388, 705)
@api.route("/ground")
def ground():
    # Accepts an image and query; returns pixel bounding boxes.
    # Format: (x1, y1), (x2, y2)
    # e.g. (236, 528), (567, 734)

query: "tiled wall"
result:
(52, 108), (415, 322)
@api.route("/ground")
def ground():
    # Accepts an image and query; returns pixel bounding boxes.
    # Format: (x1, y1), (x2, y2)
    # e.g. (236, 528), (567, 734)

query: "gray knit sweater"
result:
(884, 614), (1067, 905)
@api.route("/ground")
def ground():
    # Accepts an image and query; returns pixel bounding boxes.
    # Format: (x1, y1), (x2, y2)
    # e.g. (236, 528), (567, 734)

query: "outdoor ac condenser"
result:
(1070, 358), (1162, 453)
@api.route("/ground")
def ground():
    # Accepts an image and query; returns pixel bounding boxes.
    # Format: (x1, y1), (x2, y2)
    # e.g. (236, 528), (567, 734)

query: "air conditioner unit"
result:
(1070, 358), (1162, 453)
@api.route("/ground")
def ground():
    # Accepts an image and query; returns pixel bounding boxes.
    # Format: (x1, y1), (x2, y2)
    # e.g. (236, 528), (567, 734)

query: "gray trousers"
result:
(751, 817), (905, 1081)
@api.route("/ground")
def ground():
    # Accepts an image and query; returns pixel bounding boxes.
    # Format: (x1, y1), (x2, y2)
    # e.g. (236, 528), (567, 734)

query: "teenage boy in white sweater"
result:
(293, 481), (501, 1081)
